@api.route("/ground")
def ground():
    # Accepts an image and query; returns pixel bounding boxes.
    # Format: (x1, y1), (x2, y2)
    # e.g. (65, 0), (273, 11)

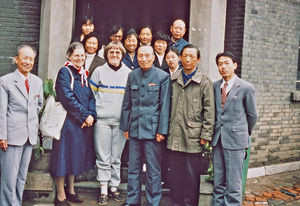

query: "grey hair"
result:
(16, 45), (37, 57)
(66, 42), (84, 58)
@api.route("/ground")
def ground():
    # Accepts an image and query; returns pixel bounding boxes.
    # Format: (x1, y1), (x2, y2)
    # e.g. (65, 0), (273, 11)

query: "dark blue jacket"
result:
(169, 38), (189, 53)
(120, 66), (171, 139)
(122, 53), (139, 70)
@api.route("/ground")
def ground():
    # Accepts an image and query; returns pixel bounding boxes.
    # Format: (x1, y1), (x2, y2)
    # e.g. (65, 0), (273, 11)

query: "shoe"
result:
(109, 190), (124, 201)
(54, 197), (71, 206)
(65, 191), (84, 203)
(121, 204), (140, 206)
(98, 194), (108, 205)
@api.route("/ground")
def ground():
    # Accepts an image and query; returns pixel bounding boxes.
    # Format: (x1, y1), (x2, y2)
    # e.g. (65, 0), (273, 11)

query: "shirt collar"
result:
(220, 74), (237, 92)
(169, 65), (180, 76)
(16, 69), (30, 81)
(140, 66), (153, 77)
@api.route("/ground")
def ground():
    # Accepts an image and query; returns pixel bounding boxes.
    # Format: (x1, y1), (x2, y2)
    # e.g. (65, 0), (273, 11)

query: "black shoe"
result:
(65, 191), (84, 203)
(54, 197), (71, 206)
(98, 194), (108, 205)
(108, 190), (124, 201)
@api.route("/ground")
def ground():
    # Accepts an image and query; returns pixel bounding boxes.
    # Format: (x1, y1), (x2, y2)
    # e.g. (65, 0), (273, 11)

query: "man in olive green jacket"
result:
(167, 44), (215, 206)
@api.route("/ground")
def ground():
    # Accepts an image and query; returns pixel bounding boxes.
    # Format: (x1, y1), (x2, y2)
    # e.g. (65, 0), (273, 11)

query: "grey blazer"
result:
(212, 77), (257, 149)
(0, 70), (43, 146)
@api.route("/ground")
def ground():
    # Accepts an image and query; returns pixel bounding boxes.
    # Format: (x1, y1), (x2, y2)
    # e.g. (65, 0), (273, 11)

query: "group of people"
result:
(0, 17), (258, 206)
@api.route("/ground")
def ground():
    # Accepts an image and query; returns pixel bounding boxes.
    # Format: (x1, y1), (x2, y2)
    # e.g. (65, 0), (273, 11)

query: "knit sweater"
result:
(90, 63), (131, 121)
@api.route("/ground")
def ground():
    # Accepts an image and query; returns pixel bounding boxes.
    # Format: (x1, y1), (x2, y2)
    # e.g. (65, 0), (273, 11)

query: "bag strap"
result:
(54, 66), (74, 91)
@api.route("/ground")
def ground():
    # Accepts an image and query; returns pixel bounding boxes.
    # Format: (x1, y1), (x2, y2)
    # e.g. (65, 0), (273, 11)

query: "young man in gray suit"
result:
(0, 45), (43, 206)
(212, 51), (257, 206)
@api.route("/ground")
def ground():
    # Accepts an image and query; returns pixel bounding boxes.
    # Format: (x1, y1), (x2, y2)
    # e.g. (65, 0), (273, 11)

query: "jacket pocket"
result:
(147, 85), (159, 105)
(232, 126), (248, 131)
(187, 121), (202, 139)
(131, 84), (139, 98)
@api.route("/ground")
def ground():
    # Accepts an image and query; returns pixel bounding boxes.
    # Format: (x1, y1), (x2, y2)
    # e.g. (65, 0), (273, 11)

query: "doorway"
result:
(75, 0), (190, 45)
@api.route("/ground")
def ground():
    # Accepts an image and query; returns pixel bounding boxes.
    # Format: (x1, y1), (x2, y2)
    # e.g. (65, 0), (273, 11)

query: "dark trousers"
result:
(169, 150), (203, 206)
(126, 138), (163, 206)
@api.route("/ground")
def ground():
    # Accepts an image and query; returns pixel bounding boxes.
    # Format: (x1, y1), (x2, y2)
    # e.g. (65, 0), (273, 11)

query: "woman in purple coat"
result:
(50, 42), (97, 206)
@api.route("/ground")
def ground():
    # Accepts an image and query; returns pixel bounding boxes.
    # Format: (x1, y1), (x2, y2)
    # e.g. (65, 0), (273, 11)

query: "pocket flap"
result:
(232, 126), (248, 131)
(131, 85), (138, 90)
(148, 86), (159, 91)
(187, 121), (201, 128)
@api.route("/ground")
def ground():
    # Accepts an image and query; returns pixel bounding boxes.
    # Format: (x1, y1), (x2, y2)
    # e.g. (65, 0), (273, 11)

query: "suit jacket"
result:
(212, 77), (257, 149)
(0, 70), (43, 146)
(153, 54), (169, 72)
(122, 53), (139, 70)
(87, 55), (106, 78)
(120, 66), (171, 139)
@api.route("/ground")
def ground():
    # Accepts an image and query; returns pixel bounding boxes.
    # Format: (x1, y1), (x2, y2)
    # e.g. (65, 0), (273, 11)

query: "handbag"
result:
(39, 67), (74, 140)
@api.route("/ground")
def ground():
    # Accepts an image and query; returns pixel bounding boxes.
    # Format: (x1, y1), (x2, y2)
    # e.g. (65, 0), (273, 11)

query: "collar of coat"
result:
(171, 67), (203, 86)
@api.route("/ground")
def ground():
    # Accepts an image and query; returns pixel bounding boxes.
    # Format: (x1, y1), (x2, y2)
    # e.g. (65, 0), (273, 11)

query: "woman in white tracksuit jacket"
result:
(90, 41), (131, 205)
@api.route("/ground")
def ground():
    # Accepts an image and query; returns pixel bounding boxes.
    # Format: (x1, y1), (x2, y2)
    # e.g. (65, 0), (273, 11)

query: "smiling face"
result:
(139, 27), (152, 45)
(154, 40), (168, 56)
(181, 47), (200, 74)
(68, 47), (86, 68)
(107, 46), (123, 67)
(165, 50), (180, 70)
(217, 56), (237, 82)
(124, 34), (138, 53)
(137, 46), (155, 71)
(85, 37), (98, 54)
(15, 47), (36, 77)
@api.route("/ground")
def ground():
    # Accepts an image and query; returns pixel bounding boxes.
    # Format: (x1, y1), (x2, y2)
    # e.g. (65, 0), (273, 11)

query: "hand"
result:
(81, 122), (87, 128)
(156, 133), (165, 142)
(85, 115), (94, 127)
(0, 139), (8, 151)
(200, 138), (208, 145)
(124, 131), (129, 140)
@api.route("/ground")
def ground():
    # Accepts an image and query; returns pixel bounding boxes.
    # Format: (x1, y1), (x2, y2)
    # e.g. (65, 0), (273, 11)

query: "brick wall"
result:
(224, 0), (246, 78)
(0, 0), (41, 76)
(241, 0), (300, 167)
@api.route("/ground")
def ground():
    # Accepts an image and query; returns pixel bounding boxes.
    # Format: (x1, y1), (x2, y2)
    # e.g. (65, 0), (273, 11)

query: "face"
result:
(154, 40), (168, 55)
(107, 46), (123, 67)
(170, 20), (186, 40)
(85, 37), (98, 54)
(68, 47), (86, 68)
(139, 28), (152, 45)
(137, 46), (155, 71)
(165, 51), (180, 69)
(81, 20), (94, 36)
(110, 29), (123, 42)
(217, 56), (237, 81)
(15, 47), (36, 77)
(181, 48), (200, 72)
(124, 34), (138, 53)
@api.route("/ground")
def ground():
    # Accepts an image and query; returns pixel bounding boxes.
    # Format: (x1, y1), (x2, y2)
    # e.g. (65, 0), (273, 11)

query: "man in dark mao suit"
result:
(120, 45), (171, 206)
(0, 45), (43, 206)
(212, 51), (257, 206)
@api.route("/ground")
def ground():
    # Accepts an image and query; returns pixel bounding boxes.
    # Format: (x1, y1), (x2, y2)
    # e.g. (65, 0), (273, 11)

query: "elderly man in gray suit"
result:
(0, 45), (43, 206)
(212, 51), (257, 206)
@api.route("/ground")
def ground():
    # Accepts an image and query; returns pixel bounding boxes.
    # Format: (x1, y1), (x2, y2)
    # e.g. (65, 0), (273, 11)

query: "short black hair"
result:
(82, 32), (101, 54)
(80, 16), (94, 26)
(109, 25), (124, 36)
(124, 28), (138, 40)
(139, 25), (153, 34)
(154, 31), (170, 43)
(181, 44), (201, 59)
(165, 47), (180, 58)
(215, 51), (237, 65)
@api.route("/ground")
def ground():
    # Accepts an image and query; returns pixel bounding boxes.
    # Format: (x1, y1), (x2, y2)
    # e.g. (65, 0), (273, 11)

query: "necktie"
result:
(221, 82), (228, 108)
(25, 78), (29, 94)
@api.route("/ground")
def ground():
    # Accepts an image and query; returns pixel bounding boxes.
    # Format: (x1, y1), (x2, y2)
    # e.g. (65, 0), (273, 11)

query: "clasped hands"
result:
(123, 131), (165, 142)
(81, 115), (94, 128)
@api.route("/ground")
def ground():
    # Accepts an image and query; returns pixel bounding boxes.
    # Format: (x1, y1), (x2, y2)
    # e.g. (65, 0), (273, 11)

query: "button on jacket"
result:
(120, 66), (171, 139)
(167, 68), (215, 153)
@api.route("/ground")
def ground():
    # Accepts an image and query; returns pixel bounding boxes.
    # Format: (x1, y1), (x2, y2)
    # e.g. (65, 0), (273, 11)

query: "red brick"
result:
(243, 201), (255, 206)
(245, 194), (256, 202)
(262, 192), (273, 198)
(255, 196), (268, 202)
